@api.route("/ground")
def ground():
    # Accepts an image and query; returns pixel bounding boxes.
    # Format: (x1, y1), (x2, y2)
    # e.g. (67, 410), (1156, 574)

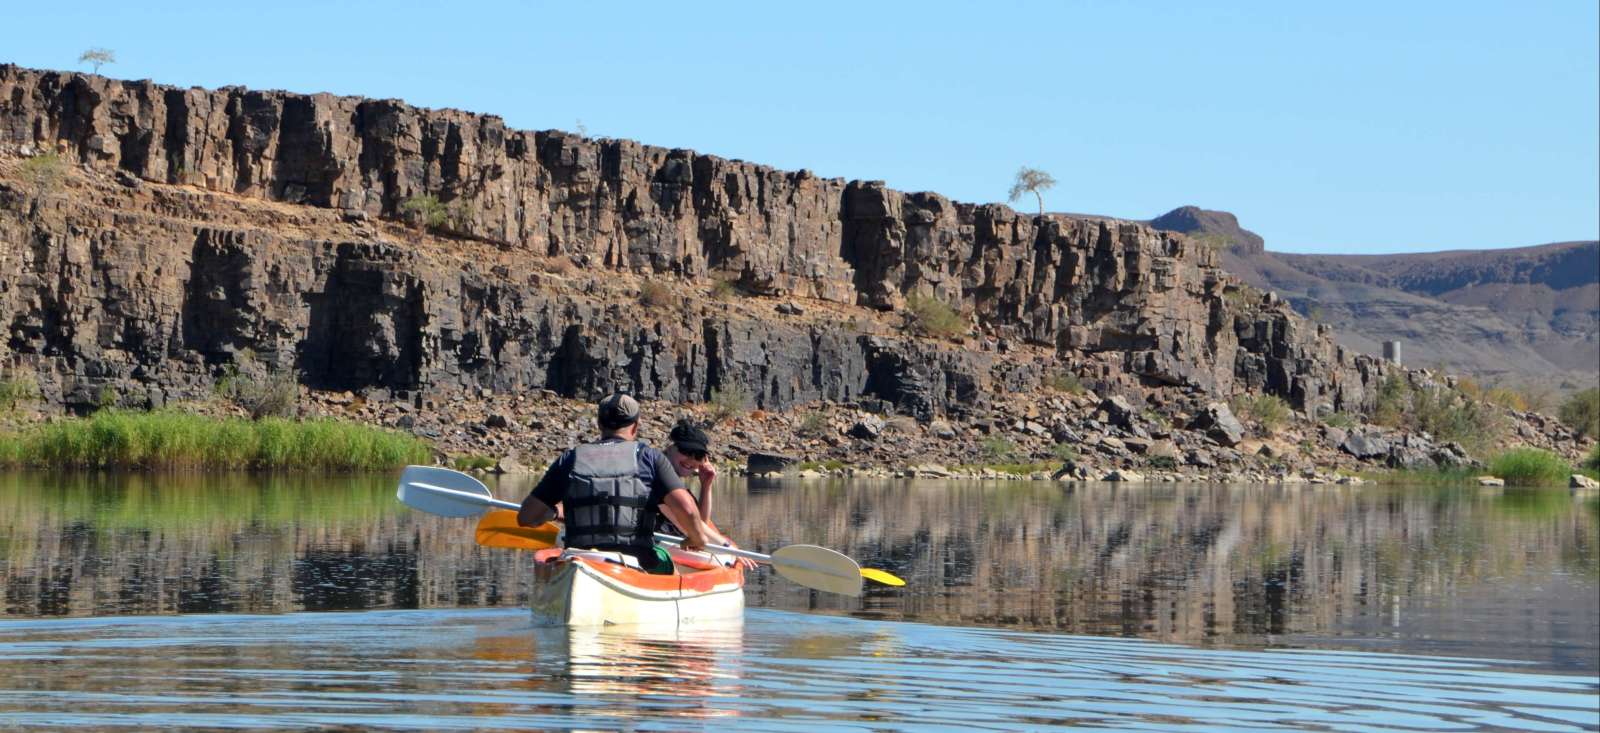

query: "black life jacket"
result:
(563, 440), (655, 553)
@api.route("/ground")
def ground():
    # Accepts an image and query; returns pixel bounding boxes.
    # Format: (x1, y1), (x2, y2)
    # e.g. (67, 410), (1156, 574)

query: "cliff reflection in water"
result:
(0, 472), (1594, 669)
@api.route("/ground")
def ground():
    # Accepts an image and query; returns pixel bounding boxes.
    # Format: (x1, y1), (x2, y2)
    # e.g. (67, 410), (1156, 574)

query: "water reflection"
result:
(0, 472), (1595, 672)
(0, 609), (1592, 731)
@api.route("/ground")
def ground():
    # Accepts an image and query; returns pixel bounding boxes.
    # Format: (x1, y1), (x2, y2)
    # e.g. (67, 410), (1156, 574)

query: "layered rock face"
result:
(0, 65), (1388, 417)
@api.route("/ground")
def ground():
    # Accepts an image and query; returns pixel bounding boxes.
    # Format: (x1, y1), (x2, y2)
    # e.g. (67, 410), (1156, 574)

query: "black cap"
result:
(597, 392), (640, 430)
(669, 421), (710, 455)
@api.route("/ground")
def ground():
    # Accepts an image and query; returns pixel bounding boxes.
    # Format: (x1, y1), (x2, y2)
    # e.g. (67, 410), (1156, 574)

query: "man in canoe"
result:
(516, 392), (743, 574)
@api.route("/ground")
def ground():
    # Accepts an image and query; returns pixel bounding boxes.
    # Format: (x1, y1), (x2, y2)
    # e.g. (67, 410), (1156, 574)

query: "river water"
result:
(0, 472), (1596, 730)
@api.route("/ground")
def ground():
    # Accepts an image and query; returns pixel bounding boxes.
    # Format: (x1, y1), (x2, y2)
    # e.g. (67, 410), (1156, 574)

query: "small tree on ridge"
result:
(1008, 166), (1056, 217)
(78, 48), (116, 73)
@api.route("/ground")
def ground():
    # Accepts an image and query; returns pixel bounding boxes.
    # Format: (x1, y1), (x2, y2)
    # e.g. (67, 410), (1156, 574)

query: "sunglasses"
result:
(681, 449), (708, 461)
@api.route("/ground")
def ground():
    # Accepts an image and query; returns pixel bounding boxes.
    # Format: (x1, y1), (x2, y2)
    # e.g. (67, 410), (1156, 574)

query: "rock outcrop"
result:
(0, 65), (1398, 420)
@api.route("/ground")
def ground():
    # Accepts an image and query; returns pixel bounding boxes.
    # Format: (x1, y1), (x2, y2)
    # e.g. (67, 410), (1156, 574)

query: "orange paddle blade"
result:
(474, 509), (561, 551)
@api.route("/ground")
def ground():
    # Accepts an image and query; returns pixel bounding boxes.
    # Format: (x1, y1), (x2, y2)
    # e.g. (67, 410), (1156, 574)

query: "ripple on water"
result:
(0, 608), (1594, 731)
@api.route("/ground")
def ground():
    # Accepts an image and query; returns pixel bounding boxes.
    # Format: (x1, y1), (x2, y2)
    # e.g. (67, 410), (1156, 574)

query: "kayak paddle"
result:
(396, 465), (905, 595)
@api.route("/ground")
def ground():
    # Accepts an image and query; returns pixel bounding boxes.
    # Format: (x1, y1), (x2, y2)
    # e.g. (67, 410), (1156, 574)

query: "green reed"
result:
(0, 409), (431, 472)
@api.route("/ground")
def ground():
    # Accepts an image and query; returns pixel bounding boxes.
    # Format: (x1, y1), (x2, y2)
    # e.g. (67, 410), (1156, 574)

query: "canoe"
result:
(530, 546), (745, 627)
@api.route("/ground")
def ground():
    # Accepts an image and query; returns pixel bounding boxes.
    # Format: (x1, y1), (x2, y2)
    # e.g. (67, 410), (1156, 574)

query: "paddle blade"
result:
(397, 465), (496, 517)
(770, 544), (863, 597)
(476, 509), (562, 551)
(860, 568), (906, 587)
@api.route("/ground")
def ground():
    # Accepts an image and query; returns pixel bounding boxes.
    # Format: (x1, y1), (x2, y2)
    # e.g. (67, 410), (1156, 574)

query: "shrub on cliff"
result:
(1045, 370), (1085, 394)
(1372, 375), (1501, 452)
(1558, 388), (1599, 439)
(639, 280), (675, 308)
(904, 294), (965, 340)
(1231, 393), (1292, 434)
(21, 153), (64, 193)
(980, 436), (1017, 463)
(216, 365), (299, 420)
(707, 386), (748, 423)
(797, 411), (829, 437)
(0, 371), (39, 413)
(400, 195), (458, 230)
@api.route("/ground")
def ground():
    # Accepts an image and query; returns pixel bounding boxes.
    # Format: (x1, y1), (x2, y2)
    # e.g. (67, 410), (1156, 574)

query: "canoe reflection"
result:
(547, 620), (747, 716)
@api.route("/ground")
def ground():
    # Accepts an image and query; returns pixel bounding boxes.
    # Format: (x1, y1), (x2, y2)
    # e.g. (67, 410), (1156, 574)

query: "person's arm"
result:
(519, 452), (569, 527)
(658, 488), (719, 550)
(696, 459), (717, 524)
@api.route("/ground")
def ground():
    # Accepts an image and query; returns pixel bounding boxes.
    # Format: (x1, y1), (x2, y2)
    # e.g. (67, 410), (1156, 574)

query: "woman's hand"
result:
(716, 536), (760, 571)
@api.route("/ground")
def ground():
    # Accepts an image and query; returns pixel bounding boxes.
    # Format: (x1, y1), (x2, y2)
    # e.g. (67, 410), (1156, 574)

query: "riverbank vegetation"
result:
(1487, 448), (1574, 487)
(1371, 375), (1501, 453)
(0, 409), (430, 471)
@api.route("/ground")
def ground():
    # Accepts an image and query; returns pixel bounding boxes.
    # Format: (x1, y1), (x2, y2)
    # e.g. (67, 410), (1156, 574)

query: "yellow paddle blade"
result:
(475, 509), (561, 551)
(860, 568), (906, 587)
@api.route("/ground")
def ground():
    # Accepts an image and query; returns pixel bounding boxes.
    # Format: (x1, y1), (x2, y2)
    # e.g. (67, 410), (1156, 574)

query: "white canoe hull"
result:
(531, 550), (745, 627)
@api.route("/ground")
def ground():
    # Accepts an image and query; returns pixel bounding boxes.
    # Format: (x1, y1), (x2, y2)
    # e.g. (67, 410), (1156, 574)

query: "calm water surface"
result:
(1, 472), (1596, 730)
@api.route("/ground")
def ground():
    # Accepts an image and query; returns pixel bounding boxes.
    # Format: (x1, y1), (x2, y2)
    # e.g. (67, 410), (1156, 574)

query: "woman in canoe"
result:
(516, 392), (746, 574)
(661, 421), (718, 527)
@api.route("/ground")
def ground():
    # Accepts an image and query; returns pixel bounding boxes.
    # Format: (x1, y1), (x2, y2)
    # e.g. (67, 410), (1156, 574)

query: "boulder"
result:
(1477, 476), (1505, 486)
(848, 415), (886, 440)
(1572, 474), (1600, 490)
(1340, 430), (1391, 460)
(747, 452), (799, 474)
(495, 455), (530, 474)
(1145, 440), (1179, 459)
(1321, 425), (1348, 447)
(929, 420), (958, 440)
(485, 413), (512, 430)
(1099, 395), (1137, 428)
(1188, 403), (1245, 447)
(1185, 449), (1217, 468)
(1102, 469), (1145, 482)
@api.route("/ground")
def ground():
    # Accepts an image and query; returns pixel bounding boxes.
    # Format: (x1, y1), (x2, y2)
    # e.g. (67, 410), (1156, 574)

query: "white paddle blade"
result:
(397, 465), (501, 517)
(770, 544), (863, 597)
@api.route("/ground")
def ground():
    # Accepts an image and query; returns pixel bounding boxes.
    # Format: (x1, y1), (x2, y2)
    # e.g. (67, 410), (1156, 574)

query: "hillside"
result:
(1148, 206), (1599, 393)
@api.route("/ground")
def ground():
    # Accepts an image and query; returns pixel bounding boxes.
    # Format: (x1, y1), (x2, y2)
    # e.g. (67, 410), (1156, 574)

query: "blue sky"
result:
(8, 1), (1596, 253)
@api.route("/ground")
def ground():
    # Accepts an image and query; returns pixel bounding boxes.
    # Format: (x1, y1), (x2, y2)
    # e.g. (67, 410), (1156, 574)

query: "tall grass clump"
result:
(0, 410), (429, 472)
(1487, 448), (1570, 487)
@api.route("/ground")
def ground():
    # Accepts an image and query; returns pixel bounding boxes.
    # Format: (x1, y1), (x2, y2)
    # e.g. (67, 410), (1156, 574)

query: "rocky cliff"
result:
(0, 65), (1395, 423)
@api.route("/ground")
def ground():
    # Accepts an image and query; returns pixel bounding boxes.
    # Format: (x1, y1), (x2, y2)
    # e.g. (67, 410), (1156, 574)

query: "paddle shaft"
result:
(413, 480), (776, 564)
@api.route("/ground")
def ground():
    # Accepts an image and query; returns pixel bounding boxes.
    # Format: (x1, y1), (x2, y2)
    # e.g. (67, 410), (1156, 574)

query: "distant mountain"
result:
(1147, 207), (1599, 392)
